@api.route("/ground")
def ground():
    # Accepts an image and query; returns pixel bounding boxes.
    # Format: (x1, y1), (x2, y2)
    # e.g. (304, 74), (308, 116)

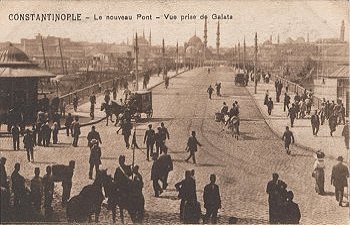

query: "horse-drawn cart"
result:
(128, 90), (153, 121)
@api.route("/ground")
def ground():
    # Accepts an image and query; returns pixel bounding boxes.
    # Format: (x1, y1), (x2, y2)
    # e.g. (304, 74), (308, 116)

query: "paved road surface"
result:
(1, 67), (348, 224)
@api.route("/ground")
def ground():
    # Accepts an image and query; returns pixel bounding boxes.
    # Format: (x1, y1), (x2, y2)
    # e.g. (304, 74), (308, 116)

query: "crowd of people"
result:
(263, 76), (349, 154)
(0, 158), (61, 221)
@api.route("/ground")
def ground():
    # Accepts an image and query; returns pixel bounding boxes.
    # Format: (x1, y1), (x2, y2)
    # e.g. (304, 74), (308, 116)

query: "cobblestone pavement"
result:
(1, 67), (349, 224)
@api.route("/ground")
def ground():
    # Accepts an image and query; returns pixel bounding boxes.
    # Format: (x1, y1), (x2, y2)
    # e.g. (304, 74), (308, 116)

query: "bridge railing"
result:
(59, 78), (116, 105)
(269, 74), (323, 110)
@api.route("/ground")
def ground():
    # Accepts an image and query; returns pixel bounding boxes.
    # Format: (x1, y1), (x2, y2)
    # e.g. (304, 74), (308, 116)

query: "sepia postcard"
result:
(0, 0), (349, 224)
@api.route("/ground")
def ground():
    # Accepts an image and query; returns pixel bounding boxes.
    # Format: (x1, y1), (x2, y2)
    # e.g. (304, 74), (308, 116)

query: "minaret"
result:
(277, 34), (280, 45)
(307, 33), (309, 43)
(216, 21), (220, 55)
(340, 20), (345, 42)
(203, 17), (208, 49)
(149, 29), (152, 46)
(143, 29), (145, 39)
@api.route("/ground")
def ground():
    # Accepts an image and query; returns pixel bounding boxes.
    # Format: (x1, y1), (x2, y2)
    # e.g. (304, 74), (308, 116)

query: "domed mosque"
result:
(184, 18), (218, 65)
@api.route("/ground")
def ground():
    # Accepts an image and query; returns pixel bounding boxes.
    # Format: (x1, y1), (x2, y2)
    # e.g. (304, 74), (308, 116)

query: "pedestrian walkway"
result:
(246, 81), (348, 160)
(65, 69), (187, 121)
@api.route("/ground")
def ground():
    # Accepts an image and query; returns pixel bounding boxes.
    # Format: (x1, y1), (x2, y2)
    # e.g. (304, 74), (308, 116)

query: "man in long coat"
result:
(203, 174), (221, 223)
(157, 148), (173, 190)
(89, 140), (102, 179)
(331, 156), (349, 206)
(185, 131), (202, 164)
(71, 116), (81, 147)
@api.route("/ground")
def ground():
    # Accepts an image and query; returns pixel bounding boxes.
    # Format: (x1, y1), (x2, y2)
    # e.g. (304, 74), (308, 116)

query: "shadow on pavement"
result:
(32, 161), (57, 165)
(195, 163), (226, 168)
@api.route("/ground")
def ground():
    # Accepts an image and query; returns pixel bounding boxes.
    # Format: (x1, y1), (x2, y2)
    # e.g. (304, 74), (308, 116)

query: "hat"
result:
(337, 156), (344, 162)
(316, 150), (325, 159)
(90, 139), (98, 144)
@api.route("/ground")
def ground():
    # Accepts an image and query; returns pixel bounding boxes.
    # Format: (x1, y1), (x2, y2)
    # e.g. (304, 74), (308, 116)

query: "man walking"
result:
(87, 126), (102, 148)
(151, 154), (162, 197)
(160, 122), (170, 145)
(89, 139), (102, 179)
(72, 116), (81, 147)
(207, 85), (214, 99)
(121, 120), (133, 149)
(311, 110), (320, 136)
(329, 112), (338, 136)
(185, 131), (202, 164)
(144, 124), (156, 161)
(11, 124), (20, 150)
(23, 129), (35, 162)
(342, 120), (349, 150)
(288, 104), (297, 127)
(203, 174), (221, 224)
(331, 156), (349, 206)
(266, 173), (280, 224)
(283, 93), (290, 112)
(30, 167), (43, 213)
(62, 160), (75, 207)
(267, 97), (274, 116)
(158, 148), (173, 190)
(282, 126), (294, 155)
(42, 166), (54, 218)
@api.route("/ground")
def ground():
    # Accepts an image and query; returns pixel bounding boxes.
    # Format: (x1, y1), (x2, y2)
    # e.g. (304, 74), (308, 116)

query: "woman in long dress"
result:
(313, 151), (325, 195)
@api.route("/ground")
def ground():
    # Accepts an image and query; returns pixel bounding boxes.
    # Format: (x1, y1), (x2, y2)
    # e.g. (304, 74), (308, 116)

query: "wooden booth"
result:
(0, 44), (55, 125)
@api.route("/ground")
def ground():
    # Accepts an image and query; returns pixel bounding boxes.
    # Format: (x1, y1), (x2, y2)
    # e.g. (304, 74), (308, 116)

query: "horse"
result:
(101, 101), (125, 126)
(66, 169), (109, 223)
(223, 115), (240, 140)
(103, 174), (145, 224)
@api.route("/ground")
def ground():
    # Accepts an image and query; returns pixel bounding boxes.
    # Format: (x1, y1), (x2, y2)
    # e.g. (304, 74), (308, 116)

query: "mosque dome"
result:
(188, 35), (203, 47)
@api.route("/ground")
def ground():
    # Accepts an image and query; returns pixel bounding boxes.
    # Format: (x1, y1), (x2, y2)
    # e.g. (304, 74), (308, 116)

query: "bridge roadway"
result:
(1, 67), (348, 224)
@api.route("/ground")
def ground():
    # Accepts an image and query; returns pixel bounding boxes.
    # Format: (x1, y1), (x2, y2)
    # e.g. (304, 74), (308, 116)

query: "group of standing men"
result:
(0, 158), (56, 221)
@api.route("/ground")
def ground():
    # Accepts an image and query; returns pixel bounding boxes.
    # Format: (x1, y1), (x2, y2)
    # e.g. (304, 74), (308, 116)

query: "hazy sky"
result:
(0, 0), (348, 47)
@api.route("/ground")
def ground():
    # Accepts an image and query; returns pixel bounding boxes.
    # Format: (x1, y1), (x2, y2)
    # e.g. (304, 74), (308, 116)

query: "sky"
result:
(0, 0), (348, 47)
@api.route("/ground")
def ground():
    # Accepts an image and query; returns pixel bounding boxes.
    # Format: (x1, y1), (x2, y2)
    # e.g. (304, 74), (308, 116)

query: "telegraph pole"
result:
(58, 38), (65, 75)
(176, 41), (179, 75)
(134, 32), (139, 91)
(40, 35), (48, 71)
(254, 32), (258, 94)
(162, 38), (165, 78)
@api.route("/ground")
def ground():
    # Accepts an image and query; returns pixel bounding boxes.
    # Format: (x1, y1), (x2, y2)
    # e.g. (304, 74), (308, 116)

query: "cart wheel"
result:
(147, 109), (153, 118)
